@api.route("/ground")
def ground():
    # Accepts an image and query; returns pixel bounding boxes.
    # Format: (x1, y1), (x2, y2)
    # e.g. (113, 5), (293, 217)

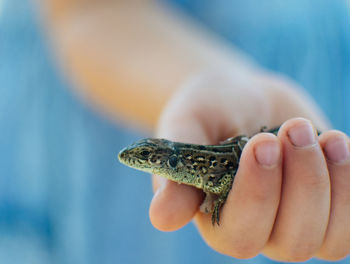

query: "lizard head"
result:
(118, 138), (181, 177)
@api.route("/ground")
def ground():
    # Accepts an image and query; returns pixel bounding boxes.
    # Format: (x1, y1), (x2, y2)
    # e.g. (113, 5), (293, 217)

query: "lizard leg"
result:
(220, 135), (248, 145)
(200, 192), (216, 214)
(211, 196), (226, 225)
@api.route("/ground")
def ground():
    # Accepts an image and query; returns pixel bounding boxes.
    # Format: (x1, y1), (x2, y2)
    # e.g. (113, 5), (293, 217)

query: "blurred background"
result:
(1, 0), (349, 263)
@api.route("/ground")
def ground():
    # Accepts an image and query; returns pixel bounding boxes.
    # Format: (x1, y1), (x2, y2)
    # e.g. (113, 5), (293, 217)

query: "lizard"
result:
(118, 126), (284, 226)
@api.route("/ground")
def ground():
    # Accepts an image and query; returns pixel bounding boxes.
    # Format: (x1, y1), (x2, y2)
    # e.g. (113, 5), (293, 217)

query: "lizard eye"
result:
(168, 155), (178, 168)
(140, 150), (150, 157)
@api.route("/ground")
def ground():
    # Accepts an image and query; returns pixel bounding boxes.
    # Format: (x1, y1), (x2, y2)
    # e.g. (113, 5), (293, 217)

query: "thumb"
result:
(149, 71), (269, 231)
(149, 91), (211, 231)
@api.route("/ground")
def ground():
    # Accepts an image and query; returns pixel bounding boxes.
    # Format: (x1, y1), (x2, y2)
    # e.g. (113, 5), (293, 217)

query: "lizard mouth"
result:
(118, 148), (149, 169)
(118, 148), (131, 165)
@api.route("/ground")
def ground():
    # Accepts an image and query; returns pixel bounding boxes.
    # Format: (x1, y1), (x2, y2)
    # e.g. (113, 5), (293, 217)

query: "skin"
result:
(151, 71), (350, 261)
(39, 0), (350, 261)
(38, 0), (252, 129)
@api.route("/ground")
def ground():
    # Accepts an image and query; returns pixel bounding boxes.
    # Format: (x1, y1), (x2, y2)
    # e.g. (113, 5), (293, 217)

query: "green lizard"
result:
(118, 127), (280, 225)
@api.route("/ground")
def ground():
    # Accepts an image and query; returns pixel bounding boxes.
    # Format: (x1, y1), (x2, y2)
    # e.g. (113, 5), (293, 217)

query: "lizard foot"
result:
(211, 198), (225, 226)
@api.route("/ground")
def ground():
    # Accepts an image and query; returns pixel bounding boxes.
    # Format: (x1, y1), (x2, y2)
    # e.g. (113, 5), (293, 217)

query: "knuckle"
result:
(319, 252), (349, 261)
(209, 235), (262, 259)
(318, 245), (350, 261)
(284, 255), (312, 262)
(303, 172), (330, 190)
(248, 188), (272, 204)
(266, 238), (321, 262)
(228, 241), (261, 259)
(280, 243), (316, 262)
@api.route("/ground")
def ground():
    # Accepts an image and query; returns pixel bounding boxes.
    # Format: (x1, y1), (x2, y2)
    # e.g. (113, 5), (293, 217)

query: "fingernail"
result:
(324, 135), (350, 163)
(255, 141), (280, 167)
(288, 121), (316, 147)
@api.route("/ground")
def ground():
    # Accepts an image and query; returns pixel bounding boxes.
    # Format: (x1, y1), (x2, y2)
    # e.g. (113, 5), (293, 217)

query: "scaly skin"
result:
(118, 127), (281, 225)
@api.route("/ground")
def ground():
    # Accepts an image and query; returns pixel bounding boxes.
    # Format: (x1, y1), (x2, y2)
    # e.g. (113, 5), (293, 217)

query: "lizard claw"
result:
(211, 198), (224, 226)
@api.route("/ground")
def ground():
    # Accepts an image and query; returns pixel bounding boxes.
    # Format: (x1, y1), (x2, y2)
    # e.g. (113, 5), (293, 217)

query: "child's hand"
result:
(149, 70), (350, 262)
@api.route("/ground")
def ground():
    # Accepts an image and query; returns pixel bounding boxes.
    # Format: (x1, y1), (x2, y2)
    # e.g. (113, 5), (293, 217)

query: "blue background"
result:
(0, 0), (349, 263)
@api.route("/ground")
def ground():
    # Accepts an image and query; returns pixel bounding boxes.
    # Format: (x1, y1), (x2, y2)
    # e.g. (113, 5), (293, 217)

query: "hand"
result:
(149, 69), (350, 262)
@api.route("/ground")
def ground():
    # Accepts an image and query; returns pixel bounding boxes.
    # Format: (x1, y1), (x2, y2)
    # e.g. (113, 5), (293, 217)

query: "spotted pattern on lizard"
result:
(118, 127), (281, 225)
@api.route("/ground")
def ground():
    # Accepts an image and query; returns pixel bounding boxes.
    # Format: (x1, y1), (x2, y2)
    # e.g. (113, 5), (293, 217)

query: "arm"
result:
(39, 1), (350, 261)
(38, 0), (255, 130)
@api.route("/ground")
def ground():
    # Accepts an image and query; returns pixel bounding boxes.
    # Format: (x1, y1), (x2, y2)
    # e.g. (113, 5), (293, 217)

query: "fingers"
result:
(263, 118), (331, 261)
(149, 178), (203, 231)
(149, 101), (211, 231)
(149, 72), (273, 231)
(149, 75), (269, 231)
(317, 131), (350, 260)
(151, 100), (350, 261)
(195, 133), (282, 258)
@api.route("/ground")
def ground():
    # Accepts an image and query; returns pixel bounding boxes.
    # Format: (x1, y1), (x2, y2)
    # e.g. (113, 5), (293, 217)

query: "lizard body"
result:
(118, 127), (280, 225)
